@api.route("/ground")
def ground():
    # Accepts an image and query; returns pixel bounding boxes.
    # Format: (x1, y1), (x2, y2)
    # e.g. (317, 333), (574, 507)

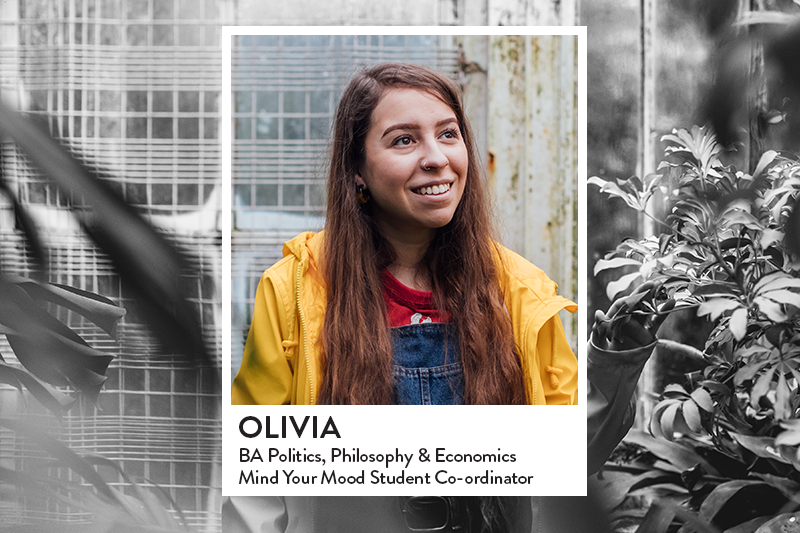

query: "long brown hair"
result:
(320, 63), (525, 405)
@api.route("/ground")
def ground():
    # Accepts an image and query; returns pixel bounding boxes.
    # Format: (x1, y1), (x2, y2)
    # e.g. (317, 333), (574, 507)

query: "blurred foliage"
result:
(0, 101), (216, 390)
(591, 430), (795, 533)
(0, 97), (215, 526)
(0, 276), (124, 413)
(590, 127), (800, 532)
(0, 419), (195, 532)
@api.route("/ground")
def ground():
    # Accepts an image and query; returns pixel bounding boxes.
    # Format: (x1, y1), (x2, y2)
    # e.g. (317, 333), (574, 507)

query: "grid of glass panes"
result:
(0, 0), (223, 529)
(230, 35), (461, 378)
(8, 0), (222, 217)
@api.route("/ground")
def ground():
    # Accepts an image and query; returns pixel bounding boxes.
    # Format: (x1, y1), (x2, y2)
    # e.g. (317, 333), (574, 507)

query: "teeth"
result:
(416, 183), (450, 195)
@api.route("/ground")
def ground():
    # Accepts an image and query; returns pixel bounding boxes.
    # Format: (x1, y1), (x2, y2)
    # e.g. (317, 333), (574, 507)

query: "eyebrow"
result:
(381, 118), (458, 139)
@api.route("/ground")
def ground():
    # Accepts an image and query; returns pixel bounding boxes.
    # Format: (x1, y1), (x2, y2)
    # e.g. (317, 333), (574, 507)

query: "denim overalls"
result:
(391, 322), (463, 405)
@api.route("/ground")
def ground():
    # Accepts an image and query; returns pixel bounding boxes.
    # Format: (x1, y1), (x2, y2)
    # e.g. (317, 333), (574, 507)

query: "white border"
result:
(222, 26), (588, 497)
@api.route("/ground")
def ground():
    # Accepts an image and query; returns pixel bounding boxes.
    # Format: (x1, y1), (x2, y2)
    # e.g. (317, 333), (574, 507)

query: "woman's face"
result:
(357, 88), (468, 240)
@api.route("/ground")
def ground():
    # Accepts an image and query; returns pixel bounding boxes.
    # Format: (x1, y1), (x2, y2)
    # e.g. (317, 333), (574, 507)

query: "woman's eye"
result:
(393, 136), (413, 147)
(440, 128), (459, 140)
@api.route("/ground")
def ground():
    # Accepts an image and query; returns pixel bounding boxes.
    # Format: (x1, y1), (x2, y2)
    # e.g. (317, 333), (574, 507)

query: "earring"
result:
(356, 184), (370, 204)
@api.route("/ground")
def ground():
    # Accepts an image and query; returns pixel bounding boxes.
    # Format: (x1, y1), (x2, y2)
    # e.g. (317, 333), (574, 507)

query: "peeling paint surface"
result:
(487, 34), (578, 347)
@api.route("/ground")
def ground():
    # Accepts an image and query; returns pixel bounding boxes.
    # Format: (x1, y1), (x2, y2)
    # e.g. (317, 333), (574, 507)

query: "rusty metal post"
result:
(487, 35), (578, 349)
(636, 0), (658, 429)
(459, 36), (490, 166)
(746, 0), (768, 174)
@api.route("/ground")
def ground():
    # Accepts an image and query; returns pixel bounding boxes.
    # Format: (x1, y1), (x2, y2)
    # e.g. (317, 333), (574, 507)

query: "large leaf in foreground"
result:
(0, 277), (114, 402)
(0, 103), (214, 387)
(8, 275), (126, 337)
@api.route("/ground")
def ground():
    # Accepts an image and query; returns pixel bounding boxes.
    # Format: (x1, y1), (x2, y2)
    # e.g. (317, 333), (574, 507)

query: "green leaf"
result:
(635, 502), (675, 533)
(606, 271), (643, 301)
(734, 359), (771, 386)
(0, 278), (114, 401)
(753, 297), (788, 322)
(698, 297), (743, 321)
(718, 209), (763, 231)
(587, 176), (609, 189)
(760, 289), (800, 307)
(774, 372), (791, 420)
(650, 400), (677, 440)
(10, 278), (126, 338)
(729, 307), (748, 341)
(593, 257), (643, 276)
(730, 433), (784, 461)
(692, 282), (740, 298)
(592, 180), (645, 211)
(752, 473), (800, 499)
(699, 480), (786, 531)
(624, 430), (717, 473)
(754, 272), (800, 293)
(754, 513), (800, 533)
(661, 401), (682, 440)
(0, 362), (74, 414)
(753, 150), (778, 178)
(775, 430), (800, 447)
(690, 388), (714, 412)
(759, 228), (786, 248)
(779, 419), (800, 431)
(664, 383), (689, 397)
(682, 398), (703, 433)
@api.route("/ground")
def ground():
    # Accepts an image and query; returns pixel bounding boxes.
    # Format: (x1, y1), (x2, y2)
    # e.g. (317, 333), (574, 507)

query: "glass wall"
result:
(0, 0), (222, 529)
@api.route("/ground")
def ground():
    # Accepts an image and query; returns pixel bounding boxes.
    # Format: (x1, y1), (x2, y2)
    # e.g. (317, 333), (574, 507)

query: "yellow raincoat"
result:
(232, 231), (578, 405)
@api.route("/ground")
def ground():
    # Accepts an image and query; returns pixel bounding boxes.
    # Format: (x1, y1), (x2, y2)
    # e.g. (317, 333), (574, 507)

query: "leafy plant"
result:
(590, 126), (800, 532)
(0, 418), (195, 532)
(0, 275), (125, 413)
(0, 102), (215, 388)
(0, 100), (216, 528)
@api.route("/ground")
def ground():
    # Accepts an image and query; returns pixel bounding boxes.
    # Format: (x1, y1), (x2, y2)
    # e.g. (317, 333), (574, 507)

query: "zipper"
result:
(296, 257), (315, 405)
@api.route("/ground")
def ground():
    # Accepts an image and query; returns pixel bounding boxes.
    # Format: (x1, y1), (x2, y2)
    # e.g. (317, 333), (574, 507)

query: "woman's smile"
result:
(413, 182), (452, 196)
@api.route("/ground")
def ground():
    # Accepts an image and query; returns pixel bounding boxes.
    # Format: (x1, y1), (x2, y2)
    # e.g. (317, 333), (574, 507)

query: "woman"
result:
(232, 63), (578, 405)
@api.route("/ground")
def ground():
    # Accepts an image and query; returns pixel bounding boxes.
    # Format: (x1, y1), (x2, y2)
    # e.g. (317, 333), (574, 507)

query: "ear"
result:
(354, 172), (366, 188)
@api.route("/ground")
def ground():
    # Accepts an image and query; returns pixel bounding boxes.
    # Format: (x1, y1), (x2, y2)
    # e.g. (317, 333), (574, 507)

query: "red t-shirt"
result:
(381, 269), (449, 327)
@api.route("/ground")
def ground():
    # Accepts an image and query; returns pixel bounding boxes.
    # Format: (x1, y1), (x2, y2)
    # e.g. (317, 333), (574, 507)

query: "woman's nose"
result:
(419, 140), (449, 171)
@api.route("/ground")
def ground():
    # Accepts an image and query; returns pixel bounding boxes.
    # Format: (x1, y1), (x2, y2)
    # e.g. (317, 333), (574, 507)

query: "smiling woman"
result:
(231, 63), (578, 405)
